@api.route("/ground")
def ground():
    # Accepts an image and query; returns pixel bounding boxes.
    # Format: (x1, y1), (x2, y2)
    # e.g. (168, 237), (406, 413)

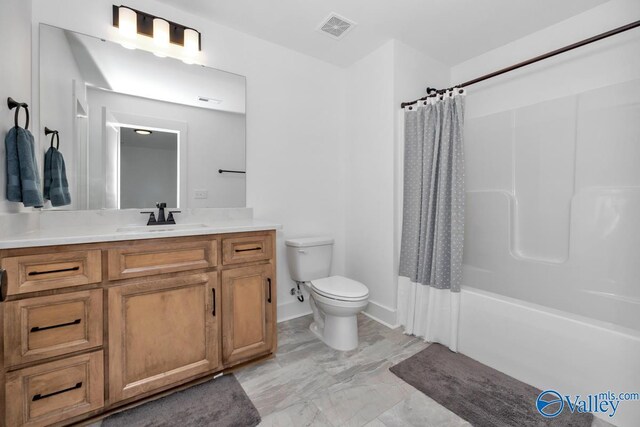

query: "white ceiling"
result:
(159, 0), (609, 67)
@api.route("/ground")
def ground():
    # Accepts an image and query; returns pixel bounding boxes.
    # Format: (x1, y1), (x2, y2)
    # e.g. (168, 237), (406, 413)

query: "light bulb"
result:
(118, 7), (137, 49)
(153, 18), (169, 57)
(184, 28), (199, 55)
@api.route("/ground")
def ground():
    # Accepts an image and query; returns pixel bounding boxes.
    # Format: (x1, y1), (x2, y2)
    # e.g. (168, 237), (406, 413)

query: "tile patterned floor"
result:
(237, 314), (615, 427)
(235, 314), (471, 427)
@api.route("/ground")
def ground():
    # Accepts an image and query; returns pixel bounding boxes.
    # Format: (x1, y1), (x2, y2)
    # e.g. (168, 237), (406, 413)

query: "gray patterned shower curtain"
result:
(397, 90), (465, 351)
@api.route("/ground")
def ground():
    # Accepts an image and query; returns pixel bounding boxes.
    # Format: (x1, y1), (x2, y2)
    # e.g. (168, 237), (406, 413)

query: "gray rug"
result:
(103, 374), (261, 427)
(390, 344), (593, 427)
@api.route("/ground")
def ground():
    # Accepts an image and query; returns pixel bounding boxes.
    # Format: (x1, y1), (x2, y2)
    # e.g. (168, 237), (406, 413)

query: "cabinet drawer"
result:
(1, 250), (102, 296)
(222, 235), (273, 265)
(4, 290), (103, 367)
(5, 351), (104, 427)
(108, 239), (217, 280)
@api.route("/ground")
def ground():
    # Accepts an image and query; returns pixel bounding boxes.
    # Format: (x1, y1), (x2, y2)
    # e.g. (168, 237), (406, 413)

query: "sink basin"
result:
(116, 223), (209, 233)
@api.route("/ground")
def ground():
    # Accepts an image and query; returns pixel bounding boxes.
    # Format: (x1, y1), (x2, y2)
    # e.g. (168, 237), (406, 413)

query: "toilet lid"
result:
(311, 276), (369, 301)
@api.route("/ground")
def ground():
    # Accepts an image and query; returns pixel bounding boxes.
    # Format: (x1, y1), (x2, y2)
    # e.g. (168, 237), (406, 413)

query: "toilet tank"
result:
(285, 236), (334, 282)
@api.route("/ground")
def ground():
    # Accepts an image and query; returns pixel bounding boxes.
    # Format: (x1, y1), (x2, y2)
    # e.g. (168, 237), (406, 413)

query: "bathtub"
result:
(458, 286), (640, 427)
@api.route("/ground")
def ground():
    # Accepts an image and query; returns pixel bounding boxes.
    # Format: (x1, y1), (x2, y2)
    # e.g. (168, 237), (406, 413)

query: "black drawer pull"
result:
(234, 246), (262, 253)
(32, 382), (82, 401)
(212, 288), (216, 317)
(0, 268), (7, 302)
(28, 266), (80, 276)
(31, 318), (81, 333)
(267, 278), (272, 303)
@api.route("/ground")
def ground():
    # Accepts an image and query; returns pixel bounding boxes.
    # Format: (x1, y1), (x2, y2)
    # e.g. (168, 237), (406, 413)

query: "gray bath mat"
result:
(390, 344), (592, 427)
(103, 374), (260, 427)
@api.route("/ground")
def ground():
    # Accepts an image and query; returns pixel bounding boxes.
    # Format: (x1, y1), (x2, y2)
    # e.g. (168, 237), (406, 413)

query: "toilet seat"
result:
(311, 275), (369, 302)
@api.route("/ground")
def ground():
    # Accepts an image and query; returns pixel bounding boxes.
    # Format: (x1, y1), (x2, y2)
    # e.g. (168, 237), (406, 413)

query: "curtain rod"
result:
(400, 19), (640, 108)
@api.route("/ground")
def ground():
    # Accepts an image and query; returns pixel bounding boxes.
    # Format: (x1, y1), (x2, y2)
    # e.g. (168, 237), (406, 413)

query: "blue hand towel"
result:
(5, 127), (44, 207)
(43, 146), (71, 207)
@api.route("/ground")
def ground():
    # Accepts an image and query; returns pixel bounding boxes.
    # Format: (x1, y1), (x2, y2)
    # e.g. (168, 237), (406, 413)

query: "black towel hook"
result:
(7, 97), (29, 130)
(45, 127), (59, 149)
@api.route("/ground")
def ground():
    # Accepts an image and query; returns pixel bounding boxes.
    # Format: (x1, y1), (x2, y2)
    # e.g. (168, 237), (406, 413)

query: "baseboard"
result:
(277, 300), (312, 323)
(364, 300), (399, 328)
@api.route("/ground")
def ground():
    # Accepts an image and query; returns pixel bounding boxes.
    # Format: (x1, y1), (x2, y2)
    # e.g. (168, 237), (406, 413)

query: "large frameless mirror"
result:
(39, 23), (246, 210)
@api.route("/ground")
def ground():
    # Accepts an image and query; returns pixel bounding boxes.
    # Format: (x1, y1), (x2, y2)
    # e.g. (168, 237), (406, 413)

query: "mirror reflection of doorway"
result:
(118, 127), (179, 209)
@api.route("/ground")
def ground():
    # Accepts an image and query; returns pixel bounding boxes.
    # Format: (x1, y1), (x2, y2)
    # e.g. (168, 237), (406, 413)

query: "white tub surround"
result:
(0, 208), (281, 249)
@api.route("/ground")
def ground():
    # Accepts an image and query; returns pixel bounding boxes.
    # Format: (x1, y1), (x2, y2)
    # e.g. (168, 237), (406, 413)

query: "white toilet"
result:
(285, 237), (369, 351)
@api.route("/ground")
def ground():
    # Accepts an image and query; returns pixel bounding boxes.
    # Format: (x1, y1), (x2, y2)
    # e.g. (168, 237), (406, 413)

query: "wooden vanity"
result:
(0, 230), (277, 426)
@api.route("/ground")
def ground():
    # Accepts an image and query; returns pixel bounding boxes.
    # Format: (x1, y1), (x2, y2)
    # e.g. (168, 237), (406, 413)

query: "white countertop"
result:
(0, 218), (281, 249)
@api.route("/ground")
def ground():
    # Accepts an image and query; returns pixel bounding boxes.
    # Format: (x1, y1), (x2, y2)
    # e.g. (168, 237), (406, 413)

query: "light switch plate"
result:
(194, 190), (208, 199)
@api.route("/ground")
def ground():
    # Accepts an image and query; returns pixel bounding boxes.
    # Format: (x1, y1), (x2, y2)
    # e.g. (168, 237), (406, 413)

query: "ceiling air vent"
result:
(317, 13), (356, 40)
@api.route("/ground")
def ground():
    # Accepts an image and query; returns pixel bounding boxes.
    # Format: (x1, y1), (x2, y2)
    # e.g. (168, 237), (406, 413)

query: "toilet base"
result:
(309, 321), (323, 342)
(309, 315), (359, 351)
(306, 284), (367, 352)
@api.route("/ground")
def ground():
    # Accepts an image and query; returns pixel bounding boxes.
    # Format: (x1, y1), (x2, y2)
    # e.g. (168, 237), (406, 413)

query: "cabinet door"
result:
(108, 272), (220, 403)
(222, 264), (275, 365)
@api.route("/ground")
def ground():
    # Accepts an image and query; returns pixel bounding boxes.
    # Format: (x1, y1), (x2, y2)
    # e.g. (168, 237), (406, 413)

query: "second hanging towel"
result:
(43, 131), (71, 207)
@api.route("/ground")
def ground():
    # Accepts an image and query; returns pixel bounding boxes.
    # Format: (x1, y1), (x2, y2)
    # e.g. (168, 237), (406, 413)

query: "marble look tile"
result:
(236, 314), (465, 426)
(363, 419), (387, 427)
(258, 401), (334, 427)
(385, 337), (430, 365)
(312, 382), (404, 427)
(311, 361), (416, 427)
(234, 358), (282, 384)
(313, 337), (410, 383)
(238, 357), (338, 416)
(591, 416), (616, 427)
(377, 391), (471, 427)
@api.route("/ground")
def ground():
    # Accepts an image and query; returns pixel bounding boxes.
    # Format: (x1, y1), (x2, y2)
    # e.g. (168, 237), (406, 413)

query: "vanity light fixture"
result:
(112, 5), (201, 57)
(134, 129), (153, 135)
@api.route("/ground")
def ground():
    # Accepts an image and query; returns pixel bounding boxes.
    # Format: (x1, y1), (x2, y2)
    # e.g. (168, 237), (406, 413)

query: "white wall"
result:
(345, 40), (450, 326)
(345, 40), (395, 325)
(0, 0), (32, 213)
(27, 0), (348, 321)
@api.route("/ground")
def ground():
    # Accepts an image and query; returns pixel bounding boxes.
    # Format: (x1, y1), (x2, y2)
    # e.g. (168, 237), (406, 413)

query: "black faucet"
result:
(156, 202), (167, 223)
(141, 202), (180, 226)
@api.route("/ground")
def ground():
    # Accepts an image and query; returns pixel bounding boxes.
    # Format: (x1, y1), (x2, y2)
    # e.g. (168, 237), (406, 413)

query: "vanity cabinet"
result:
(0, 230), (277, 427)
